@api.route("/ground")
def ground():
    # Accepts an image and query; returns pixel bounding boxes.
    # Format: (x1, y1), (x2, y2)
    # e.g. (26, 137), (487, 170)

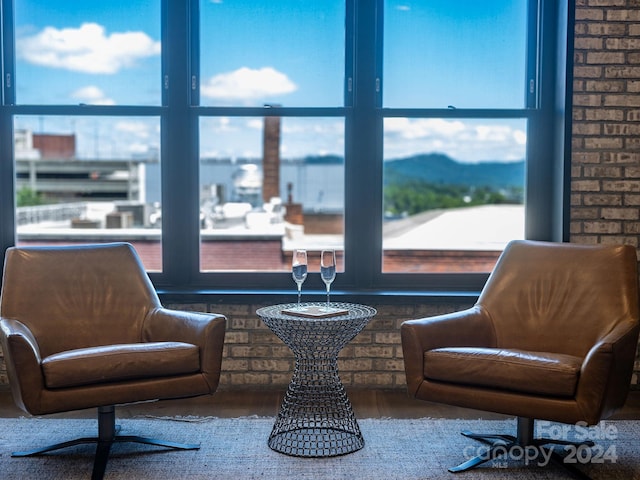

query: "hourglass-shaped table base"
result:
(256, 302), (377, 457)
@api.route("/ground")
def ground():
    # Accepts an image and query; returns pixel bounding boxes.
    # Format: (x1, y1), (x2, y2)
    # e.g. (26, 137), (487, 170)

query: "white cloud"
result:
(384, 118), (526, 162)
(475, 125), (513, 142)
(386, 118), (466, 140)
(71, 85), (114, 105)
(282, 120), (343, 136)
(206, 117), (240, 133)
(201, 67), (297, 102)
(113, 121), (158, 157)
(115, 120), (151, 139)
(513, 129), (527, 145)
(17, 22), (161, 74)
(128, 143), (151, 154)
(246, 119), (264, 130)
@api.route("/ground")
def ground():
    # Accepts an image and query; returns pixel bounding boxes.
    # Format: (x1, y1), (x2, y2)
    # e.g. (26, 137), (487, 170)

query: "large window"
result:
(14, 0), (161, 106)
(382, 117), (526, 273)
(0, 0), (572, 294)
(199, 0), (344, 108)
(198, 116), (345, 273)
(383, 1), (528, 109)
(9, 0), (163, 271)
(381, 1), (530, 274)
(196, 0), (346, 277)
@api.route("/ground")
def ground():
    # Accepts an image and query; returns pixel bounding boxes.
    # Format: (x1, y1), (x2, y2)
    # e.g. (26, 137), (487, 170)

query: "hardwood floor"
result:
(2, 386), (640, 420)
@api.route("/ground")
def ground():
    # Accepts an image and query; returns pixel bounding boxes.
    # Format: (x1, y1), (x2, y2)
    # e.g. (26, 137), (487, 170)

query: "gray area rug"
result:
(0, 416), (639, 479)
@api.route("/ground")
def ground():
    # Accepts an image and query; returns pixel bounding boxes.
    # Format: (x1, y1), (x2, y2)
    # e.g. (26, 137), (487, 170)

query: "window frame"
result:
(0, 0), (573, 296)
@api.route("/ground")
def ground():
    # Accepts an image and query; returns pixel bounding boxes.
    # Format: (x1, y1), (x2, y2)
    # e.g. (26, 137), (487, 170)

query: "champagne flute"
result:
(320, 249), (336, 306)
(291, 249), (308, 305)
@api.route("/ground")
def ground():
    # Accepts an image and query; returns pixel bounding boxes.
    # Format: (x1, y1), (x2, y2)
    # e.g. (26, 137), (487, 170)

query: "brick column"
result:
(571, 2), (640, 247)
(262, 114), (281, 203)
(572, 1), (640, 387)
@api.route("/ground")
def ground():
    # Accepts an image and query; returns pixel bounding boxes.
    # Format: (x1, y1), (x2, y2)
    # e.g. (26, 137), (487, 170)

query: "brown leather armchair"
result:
(401, 240), (639, 478)
(0, 243), (226, 480)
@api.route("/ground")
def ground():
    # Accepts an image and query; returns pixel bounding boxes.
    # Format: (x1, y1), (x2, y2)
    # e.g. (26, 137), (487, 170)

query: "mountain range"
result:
(304, 153), (525, 189)
(384, 153), (525, 188)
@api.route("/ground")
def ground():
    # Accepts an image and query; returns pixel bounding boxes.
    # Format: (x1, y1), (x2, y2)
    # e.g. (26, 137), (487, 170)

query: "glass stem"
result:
(297, 285), (302, 305)
(326, 284), (330, 305)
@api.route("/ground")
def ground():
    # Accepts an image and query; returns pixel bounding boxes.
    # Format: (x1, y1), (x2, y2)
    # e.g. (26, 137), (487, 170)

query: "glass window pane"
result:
(382, 117), (526, 273)
(199, 116), (345, 272)
(14, 0), (161, 105)
(199, 0), (345, 107)
(383, 0), (528, 108)
(14, 115), (162, 271)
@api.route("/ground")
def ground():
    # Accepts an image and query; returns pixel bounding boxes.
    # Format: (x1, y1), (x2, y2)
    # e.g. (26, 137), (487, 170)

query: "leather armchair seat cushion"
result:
(42, 342), (200, 389)
(424, 347), (582, 397)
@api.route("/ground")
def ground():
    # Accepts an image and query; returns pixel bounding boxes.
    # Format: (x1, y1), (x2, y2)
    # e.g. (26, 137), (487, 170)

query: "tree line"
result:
(384, 179), (523, 218)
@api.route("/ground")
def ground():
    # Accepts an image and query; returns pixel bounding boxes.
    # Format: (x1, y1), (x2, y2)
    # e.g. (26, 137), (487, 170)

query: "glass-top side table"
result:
(256, 302), (377, 457)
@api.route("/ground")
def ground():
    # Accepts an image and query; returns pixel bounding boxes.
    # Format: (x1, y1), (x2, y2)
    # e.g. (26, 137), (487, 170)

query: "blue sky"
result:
(13, 0), (527, 163)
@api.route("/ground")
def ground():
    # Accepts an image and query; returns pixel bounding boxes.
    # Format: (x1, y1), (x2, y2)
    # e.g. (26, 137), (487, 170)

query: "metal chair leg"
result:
(449, 417), (594, 480)
(12, 405), (200, 480)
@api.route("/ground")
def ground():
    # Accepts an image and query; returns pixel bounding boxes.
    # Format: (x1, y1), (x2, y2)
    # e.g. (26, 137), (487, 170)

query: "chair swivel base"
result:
(11, 405), (199, 480)
(449, 417), (594, 480)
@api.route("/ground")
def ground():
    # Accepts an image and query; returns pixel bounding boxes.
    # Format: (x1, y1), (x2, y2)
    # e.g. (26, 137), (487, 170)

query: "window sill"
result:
(157, 288), (480, 306)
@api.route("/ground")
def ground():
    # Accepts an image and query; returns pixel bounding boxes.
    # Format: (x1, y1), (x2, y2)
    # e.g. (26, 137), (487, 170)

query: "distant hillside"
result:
(304, 154), (343, 164)
(384, 153), (524, 188)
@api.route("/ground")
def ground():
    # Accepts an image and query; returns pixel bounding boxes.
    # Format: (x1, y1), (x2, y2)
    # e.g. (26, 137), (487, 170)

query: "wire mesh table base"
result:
(257, 302), (377, 457)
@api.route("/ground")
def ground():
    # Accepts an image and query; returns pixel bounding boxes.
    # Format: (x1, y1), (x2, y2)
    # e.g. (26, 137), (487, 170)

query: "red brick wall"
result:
(33, 134), (76, 159)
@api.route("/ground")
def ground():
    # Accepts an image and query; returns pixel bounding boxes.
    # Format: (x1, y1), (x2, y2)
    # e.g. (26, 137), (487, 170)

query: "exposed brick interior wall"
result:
(164, 301), (475, 391)
(2, 2), (640, 391)
(572, 0), (640, 246)
(572, 0), (640, 387)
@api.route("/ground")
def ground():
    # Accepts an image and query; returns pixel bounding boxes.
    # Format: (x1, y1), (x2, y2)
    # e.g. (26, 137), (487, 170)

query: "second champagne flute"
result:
(320, 249), (336, 306)
(292, 249), (308, 305)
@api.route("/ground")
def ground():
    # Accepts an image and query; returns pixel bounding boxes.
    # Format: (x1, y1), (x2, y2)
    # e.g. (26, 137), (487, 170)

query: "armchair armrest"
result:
(0, 318), (45, 413)
(401, 306), (495, 396)
(141, 308), (226, 391)
(576, 320), (640, 424)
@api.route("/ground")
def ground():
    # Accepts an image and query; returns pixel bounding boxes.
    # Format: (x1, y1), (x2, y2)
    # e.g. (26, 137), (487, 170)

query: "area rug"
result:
(1, 416), (639, 479)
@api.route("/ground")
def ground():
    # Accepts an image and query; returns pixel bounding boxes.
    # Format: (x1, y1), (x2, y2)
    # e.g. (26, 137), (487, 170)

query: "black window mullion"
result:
(0, 108), (14, 262)
(343, 0), (382, 289)
(524, 0), (572, 242)
(158, 0), (200, 286)
(526, 0), (541, 109)
(0, 0), (16, 274)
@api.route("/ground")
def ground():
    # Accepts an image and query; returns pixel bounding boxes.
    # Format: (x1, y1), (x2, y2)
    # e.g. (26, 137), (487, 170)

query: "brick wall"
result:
(572, 0), (640, 246)
(572, 0), (640, 386)
(166, 301), (474, 391)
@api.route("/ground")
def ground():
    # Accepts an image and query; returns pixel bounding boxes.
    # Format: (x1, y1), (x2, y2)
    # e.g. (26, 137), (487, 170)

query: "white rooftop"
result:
(383, 204), (525, 251)
(17, 202), (525, 252)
